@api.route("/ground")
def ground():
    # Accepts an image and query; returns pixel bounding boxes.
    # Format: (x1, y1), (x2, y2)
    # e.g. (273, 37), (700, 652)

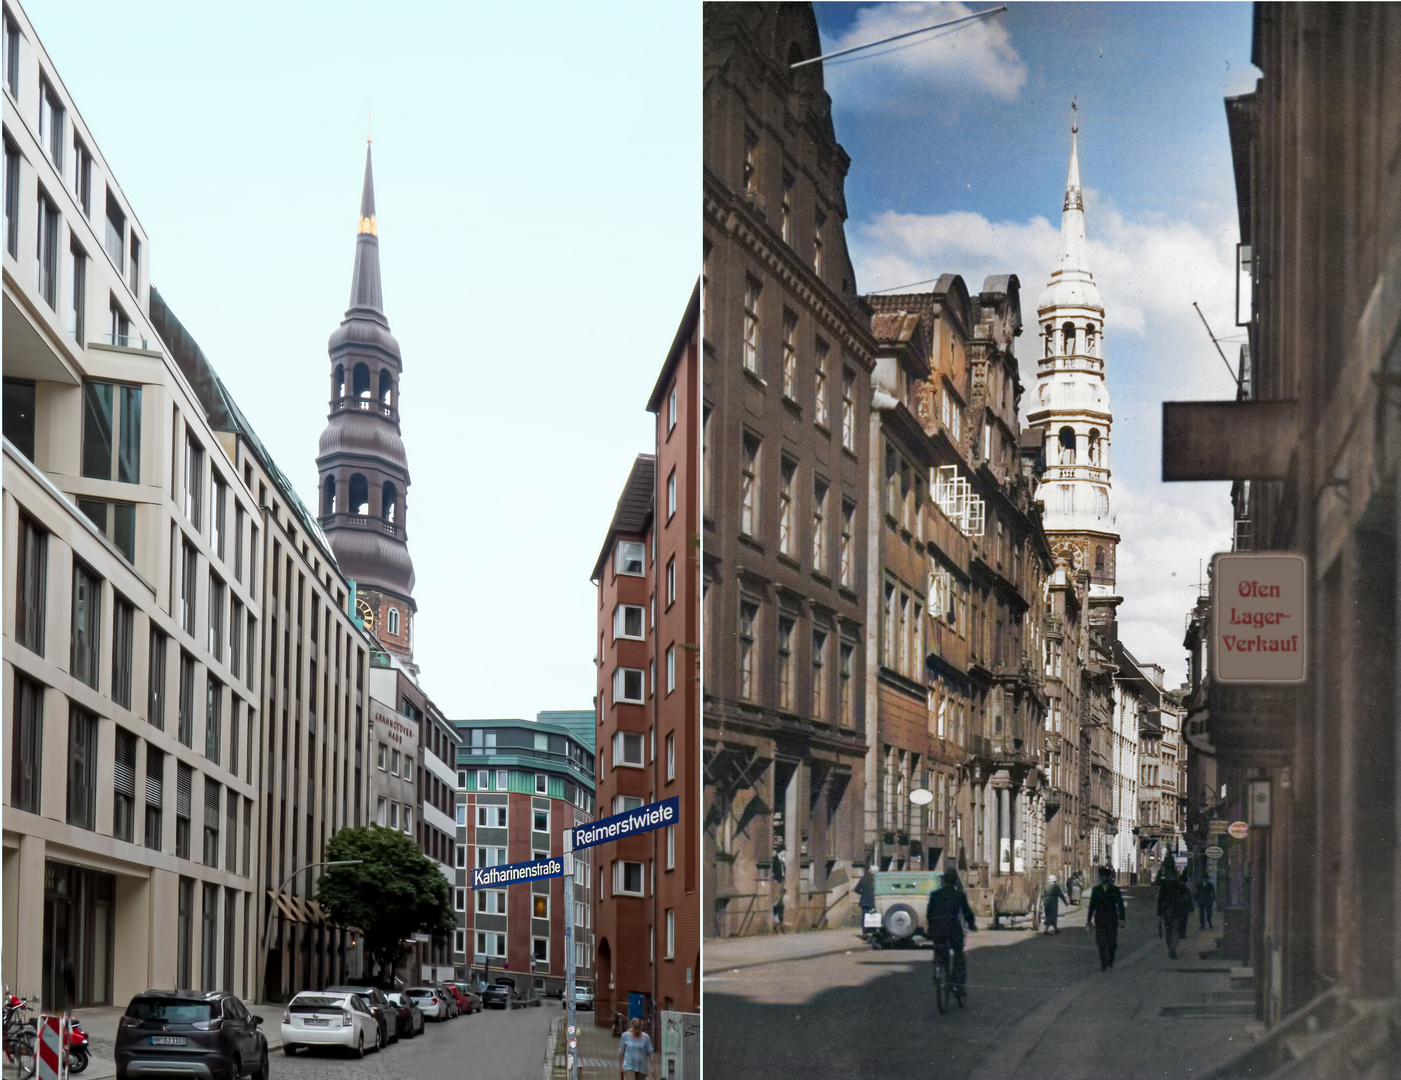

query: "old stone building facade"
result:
(702, 2), (874, 937)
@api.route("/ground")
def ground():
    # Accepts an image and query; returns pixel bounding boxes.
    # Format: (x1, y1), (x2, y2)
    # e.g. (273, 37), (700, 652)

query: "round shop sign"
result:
(1205, 846), (1224, 860)
(1227, 821), (1250, 840)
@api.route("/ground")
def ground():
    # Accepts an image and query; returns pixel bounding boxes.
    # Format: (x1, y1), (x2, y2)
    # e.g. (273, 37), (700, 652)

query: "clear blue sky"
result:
(28, 0), (700, 720)
(813, 2), (1257, 681)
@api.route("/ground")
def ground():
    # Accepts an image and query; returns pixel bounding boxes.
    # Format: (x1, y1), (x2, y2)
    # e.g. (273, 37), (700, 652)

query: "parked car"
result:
(384, 993), (424, 1037)
(115, 990), (268, 1080)
(481, 978), (522, 1010)
(433, 983), (459, 1018)
(563, 986), (595, 1011)
(323, 985), (395, 1046)
(405, 987), (449, 1022)
(445, 984), (475, 1015)
(456, 987), (483, 1014)
(280, 992), (379, 1057)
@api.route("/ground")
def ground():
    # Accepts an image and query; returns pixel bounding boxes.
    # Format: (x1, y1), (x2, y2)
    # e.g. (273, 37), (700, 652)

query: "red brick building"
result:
(591, 287), (700, 1026)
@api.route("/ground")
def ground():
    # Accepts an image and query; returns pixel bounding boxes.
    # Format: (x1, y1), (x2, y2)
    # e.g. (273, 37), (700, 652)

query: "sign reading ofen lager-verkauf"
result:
(1212, 553), (1307, 683)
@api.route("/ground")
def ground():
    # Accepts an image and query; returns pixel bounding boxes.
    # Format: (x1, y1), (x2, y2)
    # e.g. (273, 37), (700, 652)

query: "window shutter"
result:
(205, 778), (221, 828)
(114, 731), (137, 796)
(176, 763), (192, 818)
(146, 750), (164, 803)
(226, 790), (238, 870)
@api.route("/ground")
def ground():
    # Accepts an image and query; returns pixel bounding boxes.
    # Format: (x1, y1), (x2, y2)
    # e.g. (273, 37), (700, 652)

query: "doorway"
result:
(42, 862), (115, 1010)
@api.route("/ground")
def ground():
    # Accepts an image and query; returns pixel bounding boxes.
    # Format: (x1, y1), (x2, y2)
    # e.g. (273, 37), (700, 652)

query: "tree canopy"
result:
(317, 826), (455, 981)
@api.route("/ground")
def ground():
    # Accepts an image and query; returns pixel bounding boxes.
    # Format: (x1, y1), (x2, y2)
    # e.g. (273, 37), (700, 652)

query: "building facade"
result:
(452, 719), (596, 1001)
(314, 146), (418, 674)
(702, 0), (874, 938)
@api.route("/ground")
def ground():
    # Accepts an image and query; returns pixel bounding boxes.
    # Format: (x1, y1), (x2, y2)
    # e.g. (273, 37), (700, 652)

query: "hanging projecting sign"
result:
(1205, 845), (1224, 860)
(1212, 553), (1307, 682)
(1227, 821), (1250, 840)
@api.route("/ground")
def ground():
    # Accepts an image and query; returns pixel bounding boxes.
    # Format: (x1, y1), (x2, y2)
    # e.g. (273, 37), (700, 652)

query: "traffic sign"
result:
(1227, 821), (1250, 840)
(1205, 846), (1224, 859)
(569, 796), (679, 851)
(470, 854), (565, 890)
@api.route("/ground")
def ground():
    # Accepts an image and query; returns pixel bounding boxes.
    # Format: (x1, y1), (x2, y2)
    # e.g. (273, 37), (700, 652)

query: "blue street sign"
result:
(568, 796), (679, 852)
(470, 855), (565, 890)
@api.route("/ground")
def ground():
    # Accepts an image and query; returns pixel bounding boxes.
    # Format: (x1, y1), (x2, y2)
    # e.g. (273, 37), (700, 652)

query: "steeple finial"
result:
(1064, 102), (1083, 213)
(347, 143), (384, 315)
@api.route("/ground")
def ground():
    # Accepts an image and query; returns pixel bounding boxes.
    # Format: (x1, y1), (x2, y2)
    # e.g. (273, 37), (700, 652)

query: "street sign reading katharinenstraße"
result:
(471, 854), (565, 890)
(568, 796), (679, 851)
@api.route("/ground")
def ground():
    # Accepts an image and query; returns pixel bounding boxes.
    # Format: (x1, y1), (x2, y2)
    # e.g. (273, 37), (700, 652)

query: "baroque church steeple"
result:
(1028, 106), (1120, 594)
(316, 142), (418, 668)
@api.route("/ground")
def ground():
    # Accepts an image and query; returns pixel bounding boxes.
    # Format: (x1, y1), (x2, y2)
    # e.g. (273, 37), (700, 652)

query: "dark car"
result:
(384, 993), (423, 1038)
(323, 986), (395, 1046)
(481, 978), (522, 1010)
(115, 990), (268, 1080)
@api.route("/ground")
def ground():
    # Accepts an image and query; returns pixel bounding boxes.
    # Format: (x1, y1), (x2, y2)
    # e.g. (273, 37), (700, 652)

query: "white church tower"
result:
(1028, 105), (1120, 595)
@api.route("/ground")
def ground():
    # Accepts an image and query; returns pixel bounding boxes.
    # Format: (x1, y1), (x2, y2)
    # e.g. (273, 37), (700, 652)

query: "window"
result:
(742, 128), (757, 192)
(495, 769), (508, 791)
(15, 515), (47, 655)
(740, 433), (760, 536)
(840, 501), (855, 588)
(665, 645), (675, 695)
(812, 480), (828, 572)
(614, 604), (644, 640)
(666, 909), (675, 958)
(454, 888), (466, 913)
(109, 293), (130, 345)
(781, 309), (797, 398)
(666, 557), (676, 607)
(199, 881), (218, 991)
(389, 801), (399, 829)
(67, 705), (98, 829)
(208, 573), (225, 660)
(666, 468), (676, 519)
(882, 580), (896, 669)
(70, 561), (102, 689)
(35, 188), (58, 308)
(613, 731), (644, 768)
(842, 369), (855, 450)
(533, 807), (549, 833)
(203, 777), (221, 867)
(228, 599), (243, 678)
(184, 437), (203, 529)
(666, 730), (676, 782)
(391, 748), (400, 775)
(376, 742), (387, 770)
(177, 651), (195, 747)
(77, 498), (136, 564)
(179, 541), (197, 635)
(387, 607), (400, 635)
(475, 846), (507, 867)
(148, 629), (167, 730)
(533, 937), (549, 964)
(777, 616), (794, 711)
(470, 728), (497, 756)
(205, 676), (222, 764)
(668, 386), (677, 432)
(477, 805), (506, 828)
(702, 406), (712, 518)
(780, 171), (794, 242)
(38, 76), (63, 170)
(814, 209), (825, 275)
(616, 540), (645, 576)
(72, 134), (92, 216)
(614, 795), (644, 815)
(10, 675), (43, 814)
(112, 595), (134, 709)
(738, 600), (758, 700)
(666, 824), (675, 869)
(403, 806), (412, 834)
(3, 136), (16, 259)
(375, 797), (387, 826)
(532, 894), (550, 920)
(535, 773), (548, 794)
(613, 667), (644, 705)
(105, 188), (125, 270)
(129, 234), (141, 296)
(210, 476), (226, 558)
(66, 239), (86, 343)
(476, 932), (507, 959)
(2, 8), (16, 98)
(742, 276), (761, 373)
(3, 391), (32, 464)
(813, 339), (831, 429)
(614, 861), (644, 896)
(778, 458), (796, 556)
(144, 747), (164, 849)
(812, 630), (828, 720)
(477, 890), (507, 915)
(176, 877), (193, 990)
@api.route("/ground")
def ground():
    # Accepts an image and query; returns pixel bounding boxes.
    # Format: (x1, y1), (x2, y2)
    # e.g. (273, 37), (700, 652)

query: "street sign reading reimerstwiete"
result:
(1212, 553), (1307, 682)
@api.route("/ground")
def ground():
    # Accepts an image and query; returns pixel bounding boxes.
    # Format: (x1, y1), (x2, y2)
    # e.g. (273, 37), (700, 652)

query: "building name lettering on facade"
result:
(375, 710), (417, 745)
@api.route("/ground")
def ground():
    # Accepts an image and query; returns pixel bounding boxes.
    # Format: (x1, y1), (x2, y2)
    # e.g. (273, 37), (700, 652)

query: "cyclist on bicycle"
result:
(926, 867), (977, 985)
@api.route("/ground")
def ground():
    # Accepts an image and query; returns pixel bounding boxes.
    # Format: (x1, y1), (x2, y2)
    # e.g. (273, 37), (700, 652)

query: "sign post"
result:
(564, 827), (577, 1080)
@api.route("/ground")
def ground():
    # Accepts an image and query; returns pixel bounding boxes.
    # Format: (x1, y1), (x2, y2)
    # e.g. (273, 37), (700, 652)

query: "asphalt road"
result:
(271, 1004), (554, 1080)
(704, 887), (1254, 1080)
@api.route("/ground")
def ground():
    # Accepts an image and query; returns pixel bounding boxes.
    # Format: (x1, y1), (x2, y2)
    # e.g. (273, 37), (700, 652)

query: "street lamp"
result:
(259, 860), (362, 1001)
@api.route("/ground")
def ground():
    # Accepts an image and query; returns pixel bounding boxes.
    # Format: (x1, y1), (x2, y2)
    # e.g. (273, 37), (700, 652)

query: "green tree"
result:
(317, 826), (455, 983)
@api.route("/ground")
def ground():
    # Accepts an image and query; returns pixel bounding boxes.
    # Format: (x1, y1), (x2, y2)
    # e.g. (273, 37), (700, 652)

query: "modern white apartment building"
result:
(2, 0), (261, 1008)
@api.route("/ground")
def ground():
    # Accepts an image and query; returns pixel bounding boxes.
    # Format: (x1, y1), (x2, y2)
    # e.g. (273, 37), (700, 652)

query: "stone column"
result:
(998, 785), (1012, 873)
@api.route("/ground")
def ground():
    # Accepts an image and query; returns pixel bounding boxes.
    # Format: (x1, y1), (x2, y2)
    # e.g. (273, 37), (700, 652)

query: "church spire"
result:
(348, 141), (384, 318)
(1043, 101), (1100, 312)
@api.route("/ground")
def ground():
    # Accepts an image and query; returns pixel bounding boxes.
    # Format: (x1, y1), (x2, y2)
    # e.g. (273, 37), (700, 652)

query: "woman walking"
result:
(619, 1016), (655, 1080)
(1042, 875), (1069, 934)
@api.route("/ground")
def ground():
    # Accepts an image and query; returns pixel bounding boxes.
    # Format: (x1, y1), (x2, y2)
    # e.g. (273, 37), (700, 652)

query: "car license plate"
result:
(304, 1018), (329, 1026)
(863, 912), (882, 928)
(150, 1036), (187, 1046)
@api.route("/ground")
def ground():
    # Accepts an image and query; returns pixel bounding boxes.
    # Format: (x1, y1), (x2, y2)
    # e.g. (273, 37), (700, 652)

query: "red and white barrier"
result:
(36, 1014), (62, 1080)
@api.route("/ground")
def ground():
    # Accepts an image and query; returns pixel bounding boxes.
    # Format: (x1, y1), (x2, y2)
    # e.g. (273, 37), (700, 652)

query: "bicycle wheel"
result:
(10, 1029), (37, 1080)
(934, 954), (949, 1015)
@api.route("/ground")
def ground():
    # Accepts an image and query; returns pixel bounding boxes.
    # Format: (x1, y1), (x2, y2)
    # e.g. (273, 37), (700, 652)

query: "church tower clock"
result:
(316, 143), (418, 671)
(1027, 106), (1120, 599)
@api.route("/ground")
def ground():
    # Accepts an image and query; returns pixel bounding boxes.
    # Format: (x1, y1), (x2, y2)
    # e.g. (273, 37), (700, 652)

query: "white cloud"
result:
(823, 2), (1027, 107)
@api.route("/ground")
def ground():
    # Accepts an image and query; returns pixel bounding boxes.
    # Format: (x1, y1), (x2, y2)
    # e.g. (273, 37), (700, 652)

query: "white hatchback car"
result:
(281, 992), (381, 1057)
(406, 986), (448, 1022)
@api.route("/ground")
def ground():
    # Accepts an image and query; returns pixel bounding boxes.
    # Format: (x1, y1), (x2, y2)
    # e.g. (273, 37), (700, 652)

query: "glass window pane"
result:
(114, 503), (135, 563)
(82, 381), (113, 479)
(119, 385), (141, 483)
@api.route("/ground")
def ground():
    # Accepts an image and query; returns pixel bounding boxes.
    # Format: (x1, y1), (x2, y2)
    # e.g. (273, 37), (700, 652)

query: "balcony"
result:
(332, 397), (395, 419)
(318, 511), (401, 537)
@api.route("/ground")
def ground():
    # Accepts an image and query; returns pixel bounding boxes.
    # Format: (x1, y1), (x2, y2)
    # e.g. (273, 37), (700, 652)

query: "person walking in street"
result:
(1157, 865), (1194, 959)
(619, 1016), (655, 1080)
(856, 867), (876, 942)
(1086, 866), (1126, 970)
(1042, 875), (1069, 934)
(1196, 875), (1216, 931)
